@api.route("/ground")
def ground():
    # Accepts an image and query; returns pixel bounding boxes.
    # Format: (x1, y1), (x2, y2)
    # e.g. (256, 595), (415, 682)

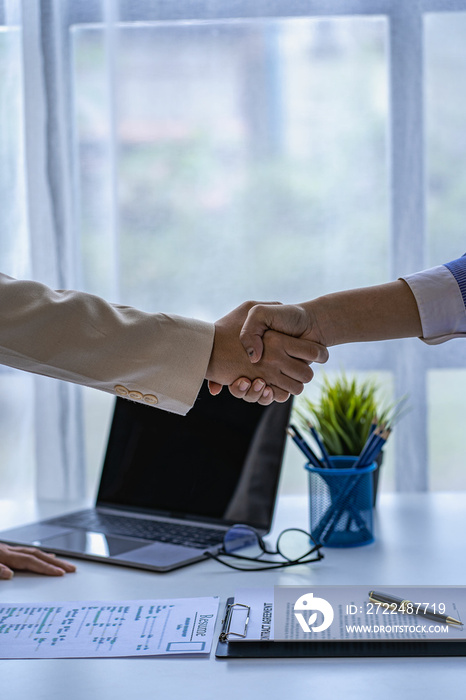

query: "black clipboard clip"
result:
(219, 602), (250, 642)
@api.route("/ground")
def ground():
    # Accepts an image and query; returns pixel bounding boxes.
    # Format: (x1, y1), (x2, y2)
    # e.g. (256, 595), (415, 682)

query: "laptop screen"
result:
(97, 381), (292, 531)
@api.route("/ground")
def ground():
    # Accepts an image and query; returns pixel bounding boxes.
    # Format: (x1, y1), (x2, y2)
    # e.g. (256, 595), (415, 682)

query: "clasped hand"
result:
(206, 301), (328, 405)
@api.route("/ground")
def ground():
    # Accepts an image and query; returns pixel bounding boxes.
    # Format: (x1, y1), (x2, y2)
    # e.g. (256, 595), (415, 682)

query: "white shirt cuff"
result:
(401, 265), (466, 344)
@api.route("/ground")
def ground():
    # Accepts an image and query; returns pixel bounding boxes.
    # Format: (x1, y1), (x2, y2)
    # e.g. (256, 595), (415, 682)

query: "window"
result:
(0, 0), (465, 501)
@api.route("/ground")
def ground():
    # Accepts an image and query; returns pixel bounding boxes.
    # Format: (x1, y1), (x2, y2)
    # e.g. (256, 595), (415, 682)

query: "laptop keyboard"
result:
(49, 511), (226, 550)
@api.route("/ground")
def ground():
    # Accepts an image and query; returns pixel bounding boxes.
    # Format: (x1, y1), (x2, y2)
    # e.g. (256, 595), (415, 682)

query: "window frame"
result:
(2, 0), (466, 494)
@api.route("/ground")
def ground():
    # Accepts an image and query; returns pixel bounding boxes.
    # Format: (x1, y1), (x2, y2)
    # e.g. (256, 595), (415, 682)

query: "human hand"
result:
(221, 326), (329, 404)
(206, 302), (325, 402)
(226, 377), (276, 404)
(0, 542), (77, 579)
(208, 376), (274, 405)
(239, 302), (325, 363)
(220, 301), (327, 404)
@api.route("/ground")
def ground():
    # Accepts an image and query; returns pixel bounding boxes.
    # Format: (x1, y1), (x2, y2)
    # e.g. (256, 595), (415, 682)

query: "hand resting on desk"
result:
(0, 542), (76, 580)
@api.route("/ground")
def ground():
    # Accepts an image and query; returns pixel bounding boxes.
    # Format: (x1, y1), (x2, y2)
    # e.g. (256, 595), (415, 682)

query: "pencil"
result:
(287, 426), (323, 469)
(308, 423), (333, 469)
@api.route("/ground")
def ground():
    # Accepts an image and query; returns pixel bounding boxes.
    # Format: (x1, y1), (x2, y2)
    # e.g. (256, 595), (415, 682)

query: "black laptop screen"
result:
(96, 381), (292, 531)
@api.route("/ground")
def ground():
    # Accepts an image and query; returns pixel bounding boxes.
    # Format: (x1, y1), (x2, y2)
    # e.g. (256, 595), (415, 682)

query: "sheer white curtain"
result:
(0, 0), (465, 502)
(1, 0), (85, 501)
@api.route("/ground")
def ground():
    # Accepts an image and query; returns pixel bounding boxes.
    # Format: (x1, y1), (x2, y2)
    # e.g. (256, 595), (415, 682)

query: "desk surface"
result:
(1, 493), (465, 700)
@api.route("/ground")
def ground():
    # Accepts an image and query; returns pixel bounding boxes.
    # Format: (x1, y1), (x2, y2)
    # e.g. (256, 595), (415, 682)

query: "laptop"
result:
(0, 381), (292, 572)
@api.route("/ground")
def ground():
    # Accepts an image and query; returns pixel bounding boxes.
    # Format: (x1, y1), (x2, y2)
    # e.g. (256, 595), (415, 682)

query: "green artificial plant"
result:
(295, 372), (406, 457)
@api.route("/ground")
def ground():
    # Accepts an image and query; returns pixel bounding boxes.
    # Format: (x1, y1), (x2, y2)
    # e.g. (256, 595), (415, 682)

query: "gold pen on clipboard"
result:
(368, 590), (462, 627)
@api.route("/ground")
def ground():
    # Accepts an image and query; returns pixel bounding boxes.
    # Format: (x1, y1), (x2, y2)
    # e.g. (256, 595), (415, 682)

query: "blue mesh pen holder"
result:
(304, 456), (376, 548)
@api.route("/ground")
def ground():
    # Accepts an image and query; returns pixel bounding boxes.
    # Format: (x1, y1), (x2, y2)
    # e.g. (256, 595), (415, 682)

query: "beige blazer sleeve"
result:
(0, 273), (215, 415)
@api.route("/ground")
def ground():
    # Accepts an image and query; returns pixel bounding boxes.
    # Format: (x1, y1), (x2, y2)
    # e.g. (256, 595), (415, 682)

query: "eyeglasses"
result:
(205, 524), (324, 571)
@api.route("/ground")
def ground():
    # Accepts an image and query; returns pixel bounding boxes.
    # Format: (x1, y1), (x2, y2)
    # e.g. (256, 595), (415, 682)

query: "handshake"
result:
(205, 279), (423, 404)
(205, 300), (329, 406)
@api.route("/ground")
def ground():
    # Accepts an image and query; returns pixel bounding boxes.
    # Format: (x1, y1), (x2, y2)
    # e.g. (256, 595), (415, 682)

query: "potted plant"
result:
(294, 372), (406, 506)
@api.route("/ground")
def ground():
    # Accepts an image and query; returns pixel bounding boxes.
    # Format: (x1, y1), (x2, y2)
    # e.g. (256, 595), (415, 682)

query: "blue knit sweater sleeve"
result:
(444, 254), (466, 309)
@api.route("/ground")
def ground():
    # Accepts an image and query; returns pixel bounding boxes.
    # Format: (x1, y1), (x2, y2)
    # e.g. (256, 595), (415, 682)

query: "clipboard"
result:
(215, 598), (466, 658)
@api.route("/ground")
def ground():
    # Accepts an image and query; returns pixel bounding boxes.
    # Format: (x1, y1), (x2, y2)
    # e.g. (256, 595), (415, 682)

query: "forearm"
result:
(240, 258), (466, 362)
(0, 273), (214, 414)
(306, 280), (423, 347)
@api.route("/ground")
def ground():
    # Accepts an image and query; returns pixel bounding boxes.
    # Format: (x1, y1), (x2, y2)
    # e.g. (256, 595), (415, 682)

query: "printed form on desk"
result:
(227, 587), (466, 642)
(0, 597), (219, 658)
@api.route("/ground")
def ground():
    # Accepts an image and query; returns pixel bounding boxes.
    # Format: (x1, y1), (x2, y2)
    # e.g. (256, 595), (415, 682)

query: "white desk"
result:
(1, 493), (466, 700)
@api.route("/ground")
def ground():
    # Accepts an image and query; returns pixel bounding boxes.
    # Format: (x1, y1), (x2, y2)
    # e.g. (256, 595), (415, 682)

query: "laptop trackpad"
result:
(38, 531), (200, 567)
(113, 541), (201, 567)
(3, 523), (204, 567)
(38, 531), (146, 557)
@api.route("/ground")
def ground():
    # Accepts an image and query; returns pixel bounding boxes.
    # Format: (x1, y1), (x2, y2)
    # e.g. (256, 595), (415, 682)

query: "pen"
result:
(368, 590), (463, 627)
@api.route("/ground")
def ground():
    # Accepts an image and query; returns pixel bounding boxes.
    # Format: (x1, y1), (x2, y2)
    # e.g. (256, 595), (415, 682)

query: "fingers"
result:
(16, 547), (77, 574)
(209, 300), (328, 404)
(228, 378), (290, 404)
(239, 304), (281, 363)
(228, 378), (252, 399)
(240, 303), (310, 363)
(259, 332), (314, 386)
(207, 380), (223, 395)
(226, 331), (328, 405)
(0, 563), (14, 580)
(268, 373), (309, 397)
(266, 385), (292, 403)
(284, 337), (329, 365)
(0, 544), (76, 577)
(228, 378), (275, 405)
